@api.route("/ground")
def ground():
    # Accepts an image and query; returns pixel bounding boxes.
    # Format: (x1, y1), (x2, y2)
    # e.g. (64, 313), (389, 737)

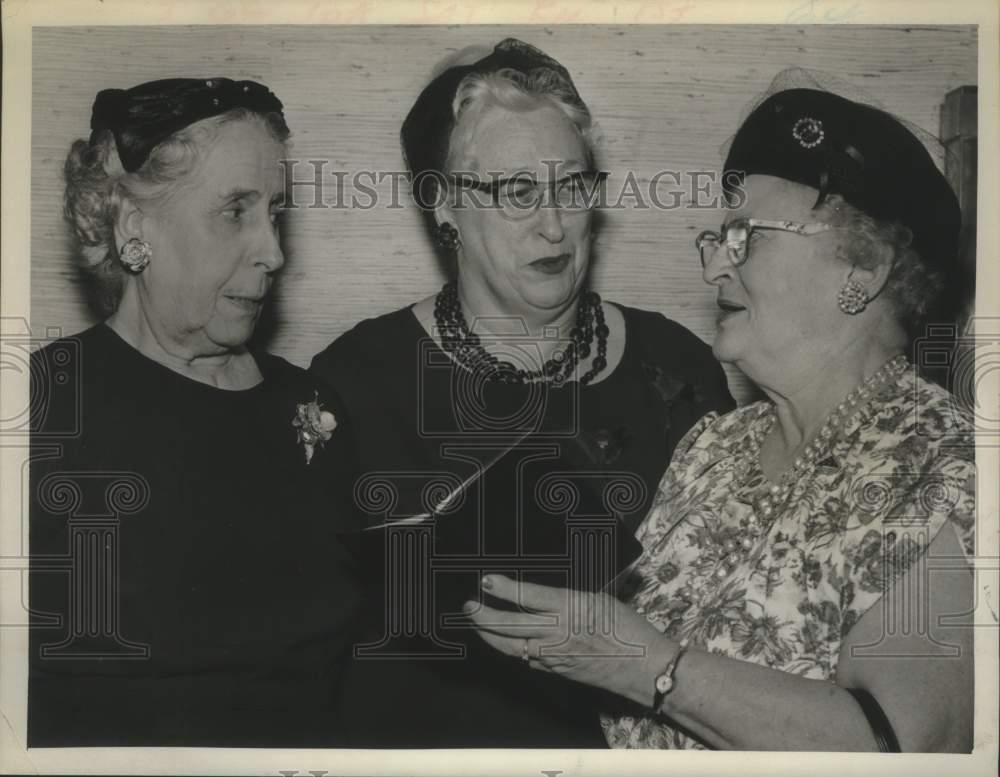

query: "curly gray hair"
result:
(445, 67), (598, 171)
(821, 196), (947, 340)
(62, 108), (288, 315)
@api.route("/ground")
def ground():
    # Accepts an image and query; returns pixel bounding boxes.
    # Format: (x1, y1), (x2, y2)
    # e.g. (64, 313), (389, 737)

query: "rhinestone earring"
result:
(837, 277), (869, 314)
(119, 237), (152, 273)
(432, 222), (461, 254)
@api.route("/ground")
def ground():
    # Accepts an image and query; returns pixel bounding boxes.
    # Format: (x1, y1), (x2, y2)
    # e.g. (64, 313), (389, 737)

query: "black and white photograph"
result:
(1, 1), (997, 775)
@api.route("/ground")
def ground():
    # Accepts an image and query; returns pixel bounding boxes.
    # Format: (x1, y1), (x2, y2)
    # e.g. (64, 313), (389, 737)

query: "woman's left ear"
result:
(433, 198), (456, 230)
(847, 235), (895, 292)
(113, 197), (146, 248)
(112, 198), (154, 274)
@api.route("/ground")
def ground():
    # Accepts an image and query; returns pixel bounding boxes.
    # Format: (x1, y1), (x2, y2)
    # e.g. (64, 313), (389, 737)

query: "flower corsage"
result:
(292, 391), (338, 464)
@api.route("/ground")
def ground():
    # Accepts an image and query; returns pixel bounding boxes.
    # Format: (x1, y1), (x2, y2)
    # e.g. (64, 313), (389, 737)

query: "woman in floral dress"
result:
(467, 86), (975, 751)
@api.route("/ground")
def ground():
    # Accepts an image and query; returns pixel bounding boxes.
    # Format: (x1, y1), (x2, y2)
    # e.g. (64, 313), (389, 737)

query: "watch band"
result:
(652, 638), (689, 711)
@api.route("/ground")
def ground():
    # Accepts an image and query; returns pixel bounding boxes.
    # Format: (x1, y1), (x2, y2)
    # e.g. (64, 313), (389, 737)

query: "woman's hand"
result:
(464, 574), (672, 705)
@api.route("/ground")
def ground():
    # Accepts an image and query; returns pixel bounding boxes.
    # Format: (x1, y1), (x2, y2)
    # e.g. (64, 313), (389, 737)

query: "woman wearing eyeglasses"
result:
(309, 39), (733, 747)
(465, 87), (976, 751)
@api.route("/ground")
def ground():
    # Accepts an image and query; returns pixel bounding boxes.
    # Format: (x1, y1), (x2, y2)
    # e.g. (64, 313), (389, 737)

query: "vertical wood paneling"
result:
(30, 25), (977, 403)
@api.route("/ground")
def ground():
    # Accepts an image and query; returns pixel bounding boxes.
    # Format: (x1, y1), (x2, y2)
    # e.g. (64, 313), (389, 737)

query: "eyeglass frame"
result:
(695, 218), (835, 268)
(447, 170), (608, 221)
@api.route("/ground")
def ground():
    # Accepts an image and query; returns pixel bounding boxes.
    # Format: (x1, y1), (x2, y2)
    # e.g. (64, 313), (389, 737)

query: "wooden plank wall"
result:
(30, 25), (978, 403)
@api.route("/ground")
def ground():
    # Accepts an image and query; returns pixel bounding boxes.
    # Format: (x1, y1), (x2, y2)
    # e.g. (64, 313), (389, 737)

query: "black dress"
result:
(309, 302), (734, 748)
(28, 324), (362, 747)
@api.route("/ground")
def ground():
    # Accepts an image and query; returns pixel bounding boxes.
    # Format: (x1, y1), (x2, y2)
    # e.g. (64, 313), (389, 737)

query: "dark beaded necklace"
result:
(433, 281), (609, 386)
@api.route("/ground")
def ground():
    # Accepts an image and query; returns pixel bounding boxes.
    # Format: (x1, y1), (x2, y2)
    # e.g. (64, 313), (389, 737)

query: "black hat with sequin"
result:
(90, 77), (285, 173)
(723, 88), (961, 274)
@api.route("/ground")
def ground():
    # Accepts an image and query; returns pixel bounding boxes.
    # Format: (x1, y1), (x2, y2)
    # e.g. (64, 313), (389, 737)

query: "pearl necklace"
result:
(749, 354), (908, 520)
(706, 354), (909, 584)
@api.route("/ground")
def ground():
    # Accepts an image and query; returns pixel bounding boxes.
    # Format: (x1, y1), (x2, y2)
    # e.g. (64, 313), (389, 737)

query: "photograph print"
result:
(2, 12), (995, 772)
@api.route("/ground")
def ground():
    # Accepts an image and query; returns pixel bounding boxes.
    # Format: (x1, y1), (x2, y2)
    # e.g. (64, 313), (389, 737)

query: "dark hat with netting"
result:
(723, 87), (961, 274)
(90, 77), (285, 172)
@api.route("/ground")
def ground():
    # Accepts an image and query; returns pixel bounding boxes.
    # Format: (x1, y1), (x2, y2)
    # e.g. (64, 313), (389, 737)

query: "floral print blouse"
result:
(602, 366), (976, 749)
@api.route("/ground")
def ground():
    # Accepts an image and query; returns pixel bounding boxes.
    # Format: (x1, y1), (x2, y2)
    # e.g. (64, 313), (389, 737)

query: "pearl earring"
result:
(837, 278), (868, 314)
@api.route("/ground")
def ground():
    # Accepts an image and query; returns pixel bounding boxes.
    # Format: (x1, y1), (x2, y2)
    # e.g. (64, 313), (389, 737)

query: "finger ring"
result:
(521, 639), (530, 662)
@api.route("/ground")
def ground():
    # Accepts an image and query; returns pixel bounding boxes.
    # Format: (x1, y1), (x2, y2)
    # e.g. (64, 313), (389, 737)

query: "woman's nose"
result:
(254, 223), (285, 272)
(701, 243), (733, 286)
(536, 203), (565, 243)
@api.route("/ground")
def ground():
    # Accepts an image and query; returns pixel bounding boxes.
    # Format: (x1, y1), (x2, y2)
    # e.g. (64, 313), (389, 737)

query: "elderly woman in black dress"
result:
(29, 78), (360, 746)
(310, 39), (733, 747)
(467, 87), (975, 752)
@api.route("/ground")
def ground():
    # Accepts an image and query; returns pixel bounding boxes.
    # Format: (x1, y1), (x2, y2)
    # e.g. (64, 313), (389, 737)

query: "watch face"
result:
(655, 674), (673, 694)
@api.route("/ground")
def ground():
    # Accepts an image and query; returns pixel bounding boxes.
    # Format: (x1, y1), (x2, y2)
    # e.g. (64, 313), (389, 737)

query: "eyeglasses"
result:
(695, 218), (834, 268)
(450, 171), (608, 221)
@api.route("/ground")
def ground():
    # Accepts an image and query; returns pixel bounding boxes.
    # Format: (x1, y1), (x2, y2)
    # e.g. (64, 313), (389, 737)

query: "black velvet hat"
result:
(401, 38), (586, 211)
(90, 78), (285, 173)
(723, 88), (961, 273)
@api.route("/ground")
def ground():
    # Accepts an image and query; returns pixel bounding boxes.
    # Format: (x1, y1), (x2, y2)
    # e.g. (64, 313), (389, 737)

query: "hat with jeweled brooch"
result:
(722, 88), (961, 276)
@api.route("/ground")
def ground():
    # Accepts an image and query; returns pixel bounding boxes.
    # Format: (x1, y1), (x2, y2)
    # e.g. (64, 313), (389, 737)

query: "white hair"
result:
(445, 68), (599, 171)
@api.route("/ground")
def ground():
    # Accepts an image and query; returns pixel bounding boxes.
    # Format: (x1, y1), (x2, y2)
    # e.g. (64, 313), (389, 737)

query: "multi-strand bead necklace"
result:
(433, 281), (609, 386)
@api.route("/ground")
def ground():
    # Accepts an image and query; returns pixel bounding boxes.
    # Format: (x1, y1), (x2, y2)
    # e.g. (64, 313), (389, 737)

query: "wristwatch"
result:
(652, 638), (689, 711)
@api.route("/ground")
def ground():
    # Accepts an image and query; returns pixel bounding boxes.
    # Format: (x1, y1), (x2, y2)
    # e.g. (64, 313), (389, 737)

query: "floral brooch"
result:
(292, 391), (338, 464)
